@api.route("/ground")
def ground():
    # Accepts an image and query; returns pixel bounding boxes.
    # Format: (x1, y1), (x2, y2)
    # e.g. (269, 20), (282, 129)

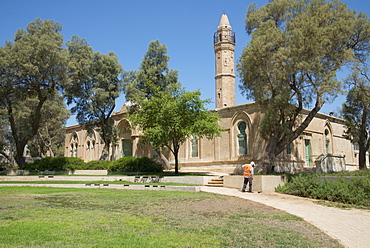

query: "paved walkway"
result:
(200, 186), (370, 248)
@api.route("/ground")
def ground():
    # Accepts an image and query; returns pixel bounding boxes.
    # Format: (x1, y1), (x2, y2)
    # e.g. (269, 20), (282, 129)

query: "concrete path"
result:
(200, 186), (370, 248)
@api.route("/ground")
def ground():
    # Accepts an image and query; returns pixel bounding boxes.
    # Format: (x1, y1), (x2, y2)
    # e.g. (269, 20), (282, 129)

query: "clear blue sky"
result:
(1, 0), (369, 126)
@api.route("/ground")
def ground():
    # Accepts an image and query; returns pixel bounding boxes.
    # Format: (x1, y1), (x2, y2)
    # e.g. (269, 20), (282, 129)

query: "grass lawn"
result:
(0, 186), (343, 248)
(0, 181), (195, 186)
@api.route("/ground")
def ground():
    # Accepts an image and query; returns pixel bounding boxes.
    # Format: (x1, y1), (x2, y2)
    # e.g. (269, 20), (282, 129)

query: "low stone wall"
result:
(0, 175), (217, 186)
(5, 170), (69, 176)
(223, 175), (286, 192)
(72, 170), (108, 175)
(160, 176), (217, 185)
(315, 154), (346, 173)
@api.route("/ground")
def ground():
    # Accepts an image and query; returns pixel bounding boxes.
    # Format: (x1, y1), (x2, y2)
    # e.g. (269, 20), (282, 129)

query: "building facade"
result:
(64, 14), (368, 173)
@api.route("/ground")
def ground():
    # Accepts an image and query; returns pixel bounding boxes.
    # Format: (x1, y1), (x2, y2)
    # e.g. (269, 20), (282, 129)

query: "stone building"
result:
(64, 14), (368, 173)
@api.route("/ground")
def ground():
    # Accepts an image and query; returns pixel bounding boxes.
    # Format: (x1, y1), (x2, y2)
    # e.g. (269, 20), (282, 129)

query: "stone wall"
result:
(223, 175), (286, 192)
(315, 154), (346, 173)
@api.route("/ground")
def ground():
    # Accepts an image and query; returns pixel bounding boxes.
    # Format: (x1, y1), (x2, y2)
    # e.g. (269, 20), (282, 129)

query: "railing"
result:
(214, 31), (236, 44)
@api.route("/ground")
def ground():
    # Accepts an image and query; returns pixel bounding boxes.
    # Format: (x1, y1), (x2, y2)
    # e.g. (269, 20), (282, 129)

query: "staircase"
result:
(205, 177), (224, 187)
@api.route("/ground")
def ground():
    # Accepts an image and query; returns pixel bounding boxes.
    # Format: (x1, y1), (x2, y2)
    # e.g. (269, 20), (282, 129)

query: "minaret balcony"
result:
(214, 31), (236, 44)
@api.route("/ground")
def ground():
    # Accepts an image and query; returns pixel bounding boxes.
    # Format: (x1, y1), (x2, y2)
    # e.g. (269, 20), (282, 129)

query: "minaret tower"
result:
(214, 13), (236, 109)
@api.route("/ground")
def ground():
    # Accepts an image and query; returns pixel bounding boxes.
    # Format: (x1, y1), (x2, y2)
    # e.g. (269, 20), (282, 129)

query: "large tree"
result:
(0, 18), (69, 166)
(128, 88), (222, 173)
(65, 36), (123, 160)
(123, 40), (181, 167)
(237, 0), (370, 172)
(343, 64), (370, 170)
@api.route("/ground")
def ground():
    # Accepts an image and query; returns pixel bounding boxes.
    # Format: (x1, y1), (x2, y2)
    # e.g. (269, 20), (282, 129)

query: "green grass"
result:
(0, 181), (195, 186)
(0, 186), (342, 248)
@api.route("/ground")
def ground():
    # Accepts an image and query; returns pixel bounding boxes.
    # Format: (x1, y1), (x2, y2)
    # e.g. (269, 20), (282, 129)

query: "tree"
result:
(0, 18), (69, 166)
(28, 94), (70, 158)
(123, 40), (180, 103)
(128, 88), (222, 173)
(65, 36), (123, 160)
(123, 40), (181, 167)
(343, 64), (370, 170)
(237, 0), (370, 172)
(0, 109), (14, 165)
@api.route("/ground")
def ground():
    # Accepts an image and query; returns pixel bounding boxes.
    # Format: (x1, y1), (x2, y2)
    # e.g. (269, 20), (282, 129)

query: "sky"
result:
(1, 0), (369, 127)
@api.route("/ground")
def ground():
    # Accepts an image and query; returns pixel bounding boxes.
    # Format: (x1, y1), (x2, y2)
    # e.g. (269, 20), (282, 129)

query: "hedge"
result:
(21, 157), (85, 172)
(108, 156), (163, 173)
(21, 156), (163, 173)
(276, 173), (370, 207)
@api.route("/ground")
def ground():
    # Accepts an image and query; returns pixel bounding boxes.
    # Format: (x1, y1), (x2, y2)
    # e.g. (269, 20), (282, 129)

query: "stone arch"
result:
(85, 130), (97, 161)
(69, 132), (79, 158)
(117, 119), (133, 158)
(231, 111), (252, 157)
(117, 119), (132, 139)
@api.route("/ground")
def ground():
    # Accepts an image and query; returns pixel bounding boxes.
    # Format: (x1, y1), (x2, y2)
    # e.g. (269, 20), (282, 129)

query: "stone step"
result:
(204, 184), (224, 187)
(208, 180), (223, 184)
(210, 178), (224, 182)
(205, 178), (224, 187)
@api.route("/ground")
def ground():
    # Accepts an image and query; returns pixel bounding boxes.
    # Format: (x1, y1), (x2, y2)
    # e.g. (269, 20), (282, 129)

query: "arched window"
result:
(237, 122), (247, 155)
(191, 135), (199, 157)
(69, 133), (78, 158)
(85, 131), (96, 161)
(118, 120), (133, 158)
(325, 129), (331, 154)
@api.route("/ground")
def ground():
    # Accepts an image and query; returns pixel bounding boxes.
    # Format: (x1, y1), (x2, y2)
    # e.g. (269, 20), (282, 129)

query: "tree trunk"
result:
(173, 146), (179, 174)
(261, 137), (279, 173)
(359, 145), (367, 170)
(99, 149), (109, 161)
(358, 108), (369, 170)
(14, 142), (26, 167)
(155, 148), (170, 170)
(174, 154), (179, 174)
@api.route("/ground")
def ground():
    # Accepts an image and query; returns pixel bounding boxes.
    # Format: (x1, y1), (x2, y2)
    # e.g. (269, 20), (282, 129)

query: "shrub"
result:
(109, 157), (137, 172)
(21, 157), (86, 172)
(137, 156), (162, 172)
(276, 173), (370, 207)
(108, 156), (162, 173)
(85, 160), (111, 170)
(51, 157), (86, 171)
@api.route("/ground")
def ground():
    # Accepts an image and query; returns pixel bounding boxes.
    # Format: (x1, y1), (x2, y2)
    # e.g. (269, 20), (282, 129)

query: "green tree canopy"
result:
(123, 40), (180, 103)
(128, 89), (222, 173)
(237, 0), (370, 171)
(0, 18), (69, 166)
(64, 36), (123, 160)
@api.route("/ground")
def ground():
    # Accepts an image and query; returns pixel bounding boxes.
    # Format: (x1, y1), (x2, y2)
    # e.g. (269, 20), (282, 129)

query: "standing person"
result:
(241, 161), (255, 193)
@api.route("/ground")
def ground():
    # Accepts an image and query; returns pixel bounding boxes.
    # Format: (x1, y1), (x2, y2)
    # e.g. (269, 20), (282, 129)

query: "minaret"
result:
(214, 13), (236, 109)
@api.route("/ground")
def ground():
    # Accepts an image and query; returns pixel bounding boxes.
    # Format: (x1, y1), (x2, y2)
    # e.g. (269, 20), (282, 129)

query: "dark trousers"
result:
(242, 177), (253, 192)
